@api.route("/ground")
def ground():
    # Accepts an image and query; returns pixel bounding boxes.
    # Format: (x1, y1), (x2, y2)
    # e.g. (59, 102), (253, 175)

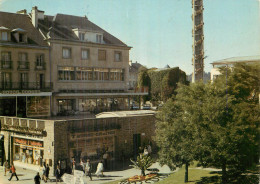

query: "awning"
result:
(0, 92), (52, 97)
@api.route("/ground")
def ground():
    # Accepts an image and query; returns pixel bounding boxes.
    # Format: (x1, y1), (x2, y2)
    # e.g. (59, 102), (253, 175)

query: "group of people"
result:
(2, 161), (19, 181)
(71, 158), (106, 180)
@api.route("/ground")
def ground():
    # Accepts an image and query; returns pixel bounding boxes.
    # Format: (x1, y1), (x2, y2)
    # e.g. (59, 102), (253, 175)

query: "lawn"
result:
(105, 167), (219, 184)
(106, 166), (259, 184)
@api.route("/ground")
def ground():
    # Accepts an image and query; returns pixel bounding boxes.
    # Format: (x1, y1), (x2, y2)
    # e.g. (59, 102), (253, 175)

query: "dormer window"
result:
(96, 34), (102, 43)
(12, 28), (27, 43)
(0, 26), (10, 41)
(79, 32), (85, 41)
(1, 32), (8, 41)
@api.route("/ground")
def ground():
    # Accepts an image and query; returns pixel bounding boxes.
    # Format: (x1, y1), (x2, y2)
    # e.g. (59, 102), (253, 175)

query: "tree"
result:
(155, 63), (259, 183)
(155, 82), (206, 182)
(130, 154), (154, 176)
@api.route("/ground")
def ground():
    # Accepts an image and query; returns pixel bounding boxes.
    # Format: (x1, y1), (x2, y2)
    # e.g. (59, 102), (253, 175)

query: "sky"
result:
(0, 0), (259, 74)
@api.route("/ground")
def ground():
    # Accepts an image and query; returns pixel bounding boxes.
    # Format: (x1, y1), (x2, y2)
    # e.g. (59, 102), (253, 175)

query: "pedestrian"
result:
(103, 151), (109, 170)
(55, 165), (61, 183)
(143, 147), (149, 156)
(80, 158), (85, 172)
(3, 160), (8, 176)
(85, 159), (92, 181)
(45, 164), (50, 181)
(71, 158), (75, 175)
(34, 172), (41, 184)
(8, 163), (19, 181)
(147, 144), (152, 155)
(95, 160), (104, 177)
(42, 163), (47, 182)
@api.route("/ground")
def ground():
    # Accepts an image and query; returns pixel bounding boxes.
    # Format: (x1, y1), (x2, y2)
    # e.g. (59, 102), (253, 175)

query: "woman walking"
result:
(95, 160), (104, 178)
(85, 159), (92, 180)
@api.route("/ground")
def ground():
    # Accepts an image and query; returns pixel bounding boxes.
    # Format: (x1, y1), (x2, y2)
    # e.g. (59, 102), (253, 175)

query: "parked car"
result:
(142, 104), (151, 110)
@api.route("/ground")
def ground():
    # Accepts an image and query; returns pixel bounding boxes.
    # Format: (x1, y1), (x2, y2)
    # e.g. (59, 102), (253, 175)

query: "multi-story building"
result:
(210, 55), (260, 81)
(0, 10), (52, 118)
(128, 61), (143, 90)
(29, 6), (146, 116)
(0, 7), (151, 174)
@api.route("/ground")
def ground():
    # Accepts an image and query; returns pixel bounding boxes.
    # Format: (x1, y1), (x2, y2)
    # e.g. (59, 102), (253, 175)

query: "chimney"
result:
(16, 9), (27, 14)
(31, 6), (38, 28)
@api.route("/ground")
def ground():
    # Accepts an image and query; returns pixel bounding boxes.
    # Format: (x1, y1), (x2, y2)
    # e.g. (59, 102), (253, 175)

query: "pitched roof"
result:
(129, 62), (143, 73)
(0, 11), (48, 47)
(211, 55), (260, 65)
(38, 13), (128, 47)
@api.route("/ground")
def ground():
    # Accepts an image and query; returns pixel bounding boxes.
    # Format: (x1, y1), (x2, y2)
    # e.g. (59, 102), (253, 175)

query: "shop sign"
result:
(29, 140), (43, 147)
(15, 138), (28, 145)
(1, 90), (40, 94)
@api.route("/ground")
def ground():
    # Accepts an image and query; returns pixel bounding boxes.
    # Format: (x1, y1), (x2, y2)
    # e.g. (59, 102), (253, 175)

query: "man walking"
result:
(8, 163), (19, 181)
(85, 159), (92, 181)
(34, 172), (41, 184)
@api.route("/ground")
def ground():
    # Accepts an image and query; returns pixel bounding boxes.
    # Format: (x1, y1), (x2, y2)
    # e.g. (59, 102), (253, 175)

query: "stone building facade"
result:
(0, 110), (155, 174)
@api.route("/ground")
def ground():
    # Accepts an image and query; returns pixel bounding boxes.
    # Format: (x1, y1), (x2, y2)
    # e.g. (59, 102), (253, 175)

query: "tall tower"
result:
(192, 0), (204, 82)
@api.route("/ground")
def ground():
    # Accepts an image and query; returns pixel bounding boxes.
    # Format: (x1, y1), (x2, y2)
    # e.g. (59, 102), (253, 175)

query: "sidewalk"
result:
(0, 162), (172, 184)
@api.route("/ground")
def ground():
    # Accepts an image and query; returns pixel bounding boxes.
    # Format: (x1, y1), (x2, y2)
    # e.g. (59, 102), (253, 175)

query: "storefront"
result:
(13, 137), (44, 166)
(69, 130), (116, 162)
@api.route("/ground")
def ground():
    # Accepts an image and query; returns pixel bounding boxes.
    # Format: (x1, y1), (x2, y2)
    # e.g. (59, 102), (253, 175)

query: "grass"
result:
(106, 166), (259, 184)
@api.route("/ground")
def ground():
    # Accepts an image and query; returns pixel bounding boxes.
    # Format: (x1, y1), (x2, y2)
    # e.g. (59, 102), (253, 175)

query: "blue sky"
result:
(0, 0), (259, 74)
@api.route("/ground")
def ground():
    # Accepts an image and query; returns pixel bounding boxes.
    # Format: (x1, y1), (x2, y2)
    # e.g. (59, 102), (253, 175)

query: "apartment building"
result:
(0, 11), (52, 118)
(31, 6), (146, 116)
(210, 55), (260, 81)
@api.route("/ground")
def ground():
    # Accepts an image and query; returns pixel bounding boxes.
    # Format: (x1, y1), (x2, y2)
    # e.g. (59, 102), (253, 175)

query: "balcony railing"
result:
(0, 82), (53, 91)
(35, 61), (46, 70)
(17, 61), (30, 70)
(1, 60), (12, 70)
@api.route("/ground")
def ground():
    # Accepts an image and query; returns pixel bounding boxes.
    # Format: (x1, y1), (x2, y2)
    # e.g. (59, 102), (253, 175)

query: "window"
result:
(1, 52), (11, 61)
(18, 53), (28, 61)
(81, 49), (89, 60)
(110, 69), (124, 81)
(58, 66), (75, 80)
(62, 48), (71, 59)
(98, 50), (106, 61)
(76, 67), (92, 80)
(115, 51), (122, 62)
(36, 54), (44, 66)
(96, 34), (102, 43)
(1, 32), (8, 41)
(79, 32), (85, 41)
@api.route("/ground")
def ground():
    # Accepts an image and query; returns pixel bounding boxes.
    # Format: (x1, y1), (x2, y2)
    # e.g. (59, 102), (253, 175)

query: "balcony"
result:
(1, 60), (12, 70)
(0, 82), (53, 91)
(17, 61), (30, 70)
(35, 61), (46, 71)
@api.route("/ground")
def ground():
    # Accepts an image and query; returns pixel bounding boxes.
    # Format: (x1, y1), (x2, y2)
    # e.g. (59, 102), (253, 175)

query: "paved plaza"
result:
(0, 163), (172, 184)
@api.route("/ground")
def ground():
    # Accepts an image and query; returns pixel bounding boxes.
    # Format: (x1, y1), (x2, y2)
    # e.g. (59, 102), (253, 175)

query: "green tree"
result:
(130, 154), (154, 176)
(155, 63), (259, 183)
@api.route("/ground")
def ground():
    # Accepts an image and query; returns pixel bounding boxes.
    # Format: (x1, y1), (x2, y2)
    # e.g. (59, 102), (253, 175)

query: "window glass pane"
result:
(2, 32), (8, 41)
(63, 48), (71, 58)
(82, 50), (89, 59)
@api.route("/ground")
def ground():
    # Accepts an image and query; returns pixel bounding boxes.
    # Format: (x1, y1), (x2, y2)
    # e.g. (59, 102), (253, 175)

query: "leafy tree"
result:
(130, 154), (154, 176)
(155, 63), (259, 183)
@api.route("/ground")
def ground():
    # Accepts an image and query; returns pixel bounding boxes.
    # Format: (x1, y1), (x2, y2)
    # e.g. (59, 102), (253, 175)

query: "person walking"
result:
(95, 160), (104, 178)
(103, 151), (109, 170)
(8, 163), (19, 181)
(34, 172), (41, 184)
(85, 159), (92, 181)
(3, 160), (8, 176)
(42, 163), (47, 182)
(55, 165), (61, 183)
(80, 159), (85, 172)
(71, 158), (75, 175)
(45, 164), (50, 182)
